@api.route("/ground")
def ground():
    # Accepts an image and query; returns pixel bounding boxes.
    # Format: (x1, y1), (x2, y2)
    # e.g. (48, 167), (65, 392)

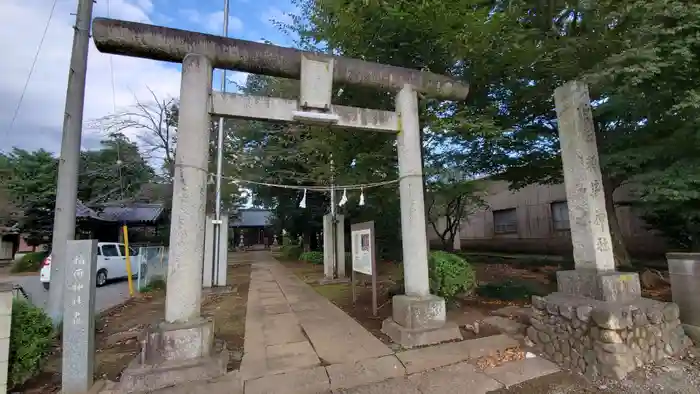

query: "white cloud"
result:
(259, 6), (294, 27)
(179, 9), (244, 35)
(0, 0), (182, 152)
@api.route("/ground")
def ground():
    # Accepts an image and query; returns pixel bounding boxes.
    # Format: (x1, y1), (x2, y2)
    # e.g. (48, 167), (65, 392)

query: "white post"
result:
(165, 54), (212, 323)
(396, 84), (430, 297)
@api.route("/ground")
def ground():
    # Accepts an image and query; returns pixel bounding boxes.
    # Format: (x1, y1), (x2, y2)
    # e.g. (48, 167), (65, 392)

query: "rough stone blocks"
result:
(527, 293), (691, 380)
(557, 270), (641, 303)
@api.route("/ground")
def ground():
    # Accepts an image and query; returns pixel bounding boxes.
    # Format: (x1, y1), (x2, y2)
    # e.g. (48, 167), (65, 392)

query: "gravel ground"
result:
(490, 349), (700, 394)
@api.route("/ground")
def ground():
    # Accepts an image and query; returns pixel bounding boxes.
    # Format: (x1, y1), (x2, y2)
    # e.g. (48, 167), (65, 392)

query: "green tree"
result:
(425, 171), (485, 251)
(0, 149), (58, 246)
(2, 135), (157, 245)
(78, 133), (155, 204)
(292, 0), (700, 265)
(231, 72), (404, 258)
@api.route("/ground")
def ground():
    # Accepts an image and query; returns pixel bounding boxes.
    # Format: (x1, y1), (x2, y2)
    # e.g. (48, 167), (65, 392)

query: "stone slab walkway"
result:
(240, 255), (393, 381)
(236, 253), (560, 393)
(116, 252), (561, 394)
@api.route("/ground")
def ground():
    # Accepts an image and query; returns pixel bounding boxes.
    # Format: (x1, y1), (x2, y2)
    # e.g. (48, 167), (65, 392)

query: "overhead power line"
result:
(7, 0), (59, 134)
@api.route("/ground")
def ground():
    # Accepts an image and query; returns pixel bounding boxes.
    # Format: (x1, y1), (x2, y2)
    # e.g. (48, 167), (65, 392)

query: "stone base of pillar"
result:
(528, 291), (691, 380)
(115, 318), (228, 393)
(381, 294), (462, 348)
(556, 270), (642, 303)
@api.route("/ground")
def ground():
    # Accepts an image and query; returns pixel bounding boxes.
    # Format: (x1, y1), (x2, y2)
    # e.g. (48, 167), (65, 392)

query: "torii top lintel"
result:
(91, 18), (470, 101)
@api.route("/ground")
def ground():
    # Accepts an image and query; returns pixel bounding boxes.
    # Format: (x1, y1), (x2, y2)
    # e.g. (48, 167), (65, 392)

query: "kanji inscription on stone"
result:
(62, 239), (98, 394)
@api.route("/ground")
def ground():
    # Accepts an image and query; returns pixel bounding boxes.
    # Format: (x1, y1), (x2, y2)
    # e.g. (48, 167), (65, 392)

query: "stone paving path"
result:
(150, 252), (561, 394)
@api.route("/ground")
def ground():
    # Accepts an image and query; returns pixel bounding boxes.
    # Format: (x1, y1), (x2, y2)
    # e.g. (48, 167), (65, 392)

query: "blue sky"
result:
(149, 0), (300, 90)
(0, 0), (302, 153)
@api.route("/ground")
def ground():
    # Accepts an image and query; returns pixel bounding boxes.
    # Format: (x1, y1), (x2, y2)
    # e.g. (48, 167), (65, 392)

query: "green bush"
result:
(388, 252), (477, 301)
(428, 251), (477, 301)
(476, 279), (547, 301)
(9, 299), (54, 389)
(280, 244), (303, 260)
(11, 252), (48, 273)
(299, 251), (323, 265)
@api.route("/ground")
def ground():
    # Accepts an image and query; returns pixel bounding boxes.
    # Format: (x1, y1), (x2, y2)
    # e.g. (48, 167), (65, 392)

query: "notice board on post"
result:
(350, 221), (377, 316)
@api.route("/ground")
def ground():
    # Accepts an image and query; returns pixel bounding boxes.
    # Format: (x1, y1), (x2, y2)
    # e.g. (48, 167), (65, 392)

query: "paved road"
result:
(2, 275), (133, 313)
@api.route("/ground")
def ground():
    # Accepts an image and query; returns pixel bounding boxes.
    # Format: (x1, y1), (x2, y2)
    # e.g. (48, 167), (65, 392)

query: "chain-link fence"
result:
(137, 246), (168, 291)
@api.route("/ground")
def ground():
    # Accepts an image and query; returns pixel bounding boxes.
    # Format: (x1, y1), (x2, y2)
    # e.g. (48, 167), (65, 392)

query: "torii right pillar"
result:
(380, 84), (462, 347)
(526, 81), (691, 380)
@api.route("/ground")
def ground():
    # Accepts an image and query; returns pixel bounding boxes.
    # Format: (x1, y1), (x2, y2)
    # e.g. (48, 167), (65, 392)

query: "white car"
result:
(40, 242), (144, 290)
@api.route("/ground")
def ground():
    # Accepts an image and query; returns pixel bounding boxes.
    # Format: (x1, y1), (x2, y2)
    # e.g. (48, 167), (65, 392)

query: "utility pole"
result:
(212, 0), (230, 286)
(47, 0), (95, 325)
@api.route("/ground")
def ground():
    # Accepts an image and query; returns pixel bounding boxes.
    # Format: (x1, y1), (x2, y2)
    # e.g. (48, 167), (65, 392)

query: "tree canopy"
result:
(271, 0), (700, 259)
(0, 133), (157, 245)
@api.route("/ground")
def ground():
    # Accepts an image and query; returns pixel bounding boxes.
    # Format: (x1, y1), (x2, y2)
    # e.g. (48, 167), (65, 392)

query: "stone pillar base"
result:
(527, 292), (691, 381)
(381, 294), (462, 348)
(116, 318), (229, 393)
(556, 270), (641, 303)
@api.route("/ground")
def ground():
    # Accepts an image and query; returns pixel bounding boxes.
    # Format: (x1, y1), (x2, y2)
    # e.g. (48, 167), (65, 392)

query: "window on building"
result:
(493, 208), (518, 234)
(551, 201), (570, 230)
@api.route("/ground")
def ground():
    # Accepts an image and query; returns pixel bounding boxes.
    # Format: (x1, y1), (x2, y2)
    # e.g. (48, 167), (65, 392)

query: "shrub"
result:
(299, 251), (323, 265)
(11, 252), (48, 273)
(9, 299), (54, 388)
(280, 244), (303, 260)
(428, 251), (477, 301)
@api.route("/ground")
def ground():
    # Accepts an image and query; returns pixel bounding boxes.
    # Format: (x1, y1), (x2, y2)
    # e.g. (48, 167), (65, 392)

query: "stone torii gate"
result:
(92, 18), (468, 391)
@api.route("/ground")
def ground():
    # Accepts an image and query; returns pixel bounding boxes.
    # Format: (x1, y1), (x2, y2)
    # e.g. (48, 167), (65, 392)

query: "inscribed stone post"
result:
(62, 239), (98, 394)
(554, 81), (615, 272)
(0, 283), (12, 394)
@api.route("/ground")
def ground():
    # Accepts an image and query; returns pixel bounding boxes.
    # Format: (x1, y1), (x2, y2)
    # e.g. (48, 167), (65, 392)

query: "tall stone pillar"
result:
(556, 81), (615, 273)
(165, 53), (212, 322)
(553, 81), (637, 300)
(381, 84), (462, 347)
(395, 84), (430, 297)
(526, 81), (691, 381)
(117, 54), (228, 393)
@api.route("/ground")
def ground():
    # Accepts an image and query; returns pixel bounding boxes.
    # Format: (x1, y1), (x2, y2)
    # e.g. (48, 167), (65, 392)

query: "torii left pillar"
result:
(117, 54), (228, 393)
